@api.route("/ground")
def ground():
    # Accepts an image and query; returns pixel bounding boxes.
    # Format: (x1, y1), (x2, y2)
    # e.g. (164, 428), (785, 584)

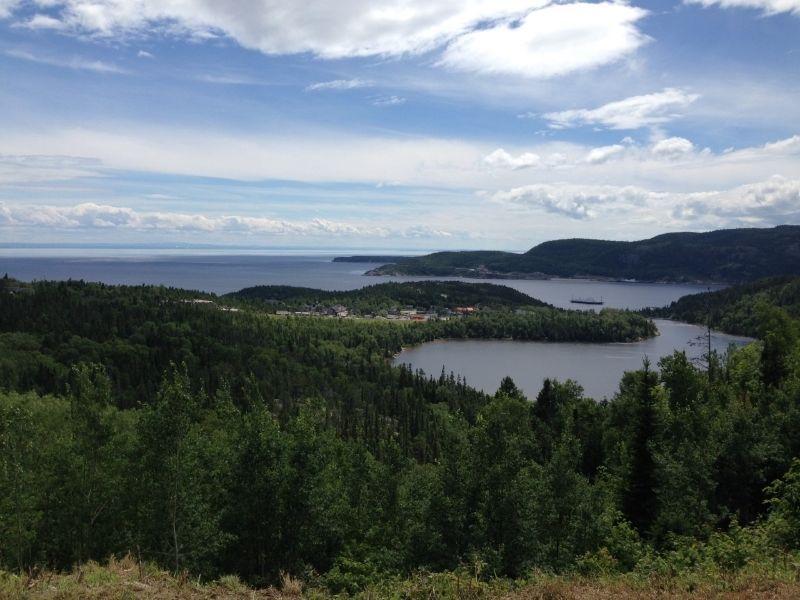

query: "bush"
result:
(766, 459), (800, 550)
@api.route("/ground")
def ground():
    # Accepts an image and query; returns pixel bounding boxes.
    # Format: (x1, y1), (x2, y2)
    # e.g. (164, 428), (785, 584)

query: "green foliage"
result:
(765, 459), (800, 549)
(0, 392), (45, 570)
(0, 281), (654, 413)
(759, 303), (799, 387)
(0, 278), (799, 594)
(228, 280), (545, 312)
(651, 275), (800, 337)
(621, 360), (659, 535)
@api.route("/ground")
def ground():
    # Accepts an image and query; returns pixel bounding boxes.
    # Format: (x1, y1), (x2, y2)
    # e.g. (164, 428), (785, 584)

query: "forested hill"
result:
(367, 225), (800, 283)
(649, 276), (800, 337)
(226, 280), (548, 311)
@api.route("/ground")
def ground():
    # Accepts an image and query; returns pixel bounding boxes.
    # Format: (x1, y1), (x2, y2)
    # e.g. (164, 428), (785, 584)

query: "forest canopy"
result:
(648, 276), (800, 337)
(0, 278), (799, 595)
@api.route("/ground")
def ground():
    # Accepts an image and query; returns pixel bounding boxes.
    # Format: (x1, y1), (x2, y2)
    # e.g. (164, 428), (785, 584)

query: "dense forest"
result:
(649, 276), (800, 337)
(227, 280), (549, 312)
(0, 280), (653, 407)
(367, 225), (800, 283)
(1, 278), (799, 596)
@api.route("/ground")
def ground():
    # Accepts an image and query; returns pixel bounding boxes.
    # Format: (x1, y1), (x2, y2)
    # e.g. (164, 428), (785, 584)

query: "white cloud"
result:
(439, 2), (648, 78)
(544, 88), (700, 130)
(3, 125), (799, 200)
(762, 134), (800, 153)
(672, 176), (800, 225)
(651, 136), (695, 159)
(372, 95), (406, 106)
(0, 201), (459, 239)
(4, 48), (126, 73)
(195, 73), (263, 85)
(490, 176), (800, 229)
(17, 13), (66, 29)
(492, 183), (653, 220)
(0, 1), (653, 78)
(1, 140), (798, 243)
(0, 127), (489, 187)
(0, 0), (20, 19)
(402, 224), (455, 238)
(685, 0), (800, 16)
(694, 133), (800, 178)
(305, 78), (372, 92)
(2, 0), (547, 58)
(585, 144), (626, 164)
(0, 154), (102, 184)
(484, 148), (541, 170)
(137, 50), (154, 58)
(483, 148), (572, 169)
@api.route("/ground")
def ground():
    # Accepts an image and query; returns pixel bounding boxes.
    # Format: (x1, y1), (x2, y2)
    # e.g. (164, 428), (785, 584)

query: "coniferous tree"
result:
(622, 359), (659, 535)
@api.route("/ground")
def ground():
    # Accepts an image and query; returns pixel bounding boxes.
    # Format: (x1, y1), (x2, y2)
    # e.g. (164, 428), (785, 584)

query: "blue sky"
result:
(1, 0), (798, 251)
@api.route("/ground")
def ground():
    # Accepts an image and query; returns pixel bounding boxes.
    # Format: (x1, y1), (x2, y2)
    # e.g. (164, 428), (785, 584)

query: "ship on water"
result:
(570, 296), (604, 305)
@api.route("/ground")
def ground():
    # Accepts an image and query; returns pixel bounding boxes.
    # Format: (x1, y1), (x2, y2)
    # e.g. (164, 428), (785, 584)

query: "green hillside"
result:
(368, 225), (800, 283)
(650, 276), (800, 337)
(226, 280), (549, 311)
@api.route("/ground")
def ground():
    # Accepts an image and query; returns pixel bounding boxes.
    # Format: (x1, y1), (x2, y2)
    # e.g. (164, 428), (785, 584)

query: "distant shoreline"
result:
(358, 267), (729, 287)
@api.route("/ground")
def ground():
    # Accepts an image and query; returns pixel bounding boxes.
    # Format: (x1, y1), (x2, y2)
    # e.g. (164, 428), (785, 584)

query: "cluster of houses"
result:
(182, 299), (241, 313)
(275, 304), (350, 318)
(273, 305), (478, 321)
(180, 295), (481, 321)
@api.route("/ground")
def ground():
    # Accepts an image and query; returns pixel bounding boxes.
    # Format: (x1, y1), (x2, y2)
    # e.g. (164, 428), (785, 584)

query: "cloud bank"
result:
(0, 154), (103, 184)
(3, 1), (651, 78)
(492, 183), (652, 220)
(491, 177), (800, 228)
(0, 201), (457, 239)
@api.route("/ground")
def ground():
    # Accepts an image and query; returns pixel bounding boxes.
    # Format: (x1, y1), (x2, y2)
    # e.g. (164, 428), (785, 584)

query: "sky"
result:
(0, 0), (799, 251)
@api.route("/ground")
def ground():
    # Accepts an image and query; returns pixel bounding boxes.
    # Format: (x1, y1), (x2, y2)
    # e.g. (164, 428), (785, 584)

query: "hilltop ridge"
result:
(363, 225), (800, 283)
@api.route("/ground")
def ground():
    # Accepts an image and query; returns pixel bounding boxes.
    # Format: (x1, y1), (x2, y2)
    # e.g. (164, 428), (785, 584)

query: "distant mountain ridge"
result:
(365, 225), (800, 283)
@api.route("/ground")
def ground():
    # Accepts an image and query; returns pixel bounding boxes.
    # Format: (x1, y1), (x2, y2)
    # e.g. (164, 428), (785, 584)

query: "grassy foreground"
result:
(2, 556), (799, 599)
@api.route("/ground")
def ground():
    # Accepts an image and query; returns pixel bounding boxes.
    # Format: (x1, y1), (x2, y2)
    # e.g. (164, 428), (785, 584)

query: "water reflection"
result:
(394, 319), (752, 400)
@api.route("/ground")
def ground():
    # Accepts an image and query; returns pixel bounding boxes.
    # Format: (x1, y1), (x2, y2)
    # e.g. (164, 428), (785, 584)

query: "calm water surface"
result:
(0, 253), (720, 309)
(394, 320), (752, 400)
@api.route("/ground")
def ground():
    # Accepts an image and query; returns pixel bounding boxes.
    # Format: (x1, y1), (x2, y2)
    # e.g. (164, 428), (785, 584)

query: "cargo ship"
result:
(570, 296), (604, 305)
